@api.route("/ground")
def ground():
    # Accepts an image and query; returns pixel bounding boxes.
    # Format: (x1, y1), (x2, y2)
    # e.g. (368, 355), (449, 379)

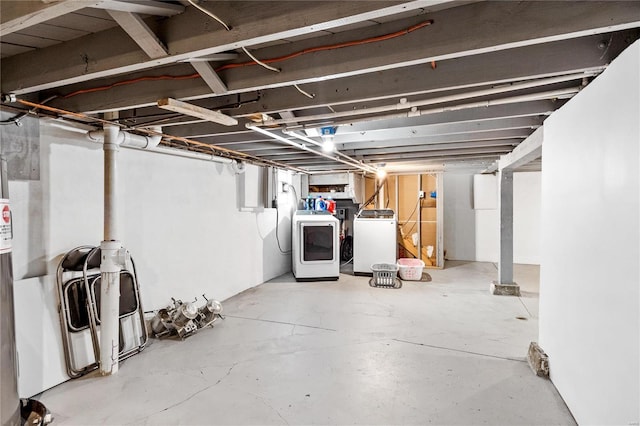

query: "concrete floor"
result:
(39, 261), (575, 425)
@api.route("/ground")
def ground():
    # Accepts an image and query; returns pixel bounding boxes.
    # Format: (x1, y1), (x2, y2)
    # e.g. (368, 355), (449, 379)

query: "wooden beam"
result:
(499, 126), (543, 170)
(190, 61), (228, 93)
(169, 100), (559, 139)
(157, 97), (238, 126)
(0, 0), (100, 36)
(107, 10), (168, 59)
(94, 0), (184, 16)
(1, 1), (439, 93)
(337, 129), (530, 151)
(45, 25), (638, 114)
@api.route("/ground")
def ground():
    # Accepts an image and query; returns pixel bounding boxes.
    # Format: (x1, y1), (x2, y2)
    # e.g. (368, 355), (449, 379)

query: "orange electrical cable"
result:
(214, 20), (434, 72)
(63, 73), (200, 98)
(61, 19), (434, 99)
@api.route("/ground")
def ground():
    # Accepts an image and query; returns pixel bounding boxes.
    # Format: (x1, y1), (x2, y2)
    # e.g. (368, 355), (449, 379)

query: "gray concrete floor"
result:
(39, 261), (574, 425)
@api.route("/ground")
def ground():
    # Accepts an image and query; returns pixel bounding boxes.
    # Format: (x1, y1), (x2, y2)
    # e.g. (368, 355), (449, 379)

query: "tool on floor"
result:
(150, 295), (224, 339)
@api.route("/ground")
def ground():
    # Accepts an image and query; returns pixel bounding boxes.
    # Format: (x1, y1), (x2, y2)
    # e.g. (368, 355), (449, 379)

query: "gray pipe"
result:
(0, 156), (20, 425)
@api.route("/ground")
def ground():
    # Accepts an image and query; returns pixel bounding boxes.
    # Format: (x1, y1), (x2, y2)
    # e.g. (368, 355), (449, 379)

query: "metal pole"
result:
(0, 156), (20, 425)
(99, 117), (122, 376)
(498, 169), (514, 284)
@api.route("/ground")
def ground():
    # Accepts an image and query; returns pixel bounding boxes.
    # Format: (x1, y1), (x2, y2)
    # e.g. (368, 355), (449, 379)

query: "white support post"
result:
(99, 116), (122, 375)
(491, 169), (521, 296)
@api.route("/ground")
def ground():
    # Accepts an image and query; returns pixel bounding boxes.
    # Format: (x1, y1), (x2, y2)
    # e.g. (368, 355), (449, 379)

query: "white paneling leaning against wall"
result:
(467, 171), (541, 264)
(539, 39), (639, 425)
(443, 172), (476, 261)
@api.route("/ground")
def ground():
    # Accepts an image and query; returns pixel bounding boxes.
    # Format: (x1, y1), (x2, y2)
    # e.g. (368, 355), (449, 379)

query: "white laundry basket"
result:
(397, 258), (425, 281)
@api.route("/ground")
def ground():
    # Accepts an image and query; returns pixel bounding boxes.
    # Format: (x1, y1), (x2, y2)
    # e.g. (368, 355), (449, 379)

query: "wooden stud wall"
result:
(363, 172), (443, 269)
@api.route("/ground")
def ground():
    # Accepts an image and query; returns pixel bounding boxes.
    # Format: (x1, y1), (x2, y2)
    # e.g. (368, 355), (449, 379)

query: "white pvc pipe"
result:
(248, 126), (376, 174)
(149, 146), (234, 164)
(86, 129), (234, 164)
(100, 121), (121, 376)
(288, 87), (581, 131)
(87, 128), (162, 149)
(258, 72), (595, 127)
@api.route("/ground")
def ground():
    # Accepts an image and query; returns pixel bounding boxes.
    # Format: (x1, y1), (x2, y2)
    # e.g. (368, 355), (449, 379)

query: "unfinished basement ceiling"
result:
(1, 1), (639, 173)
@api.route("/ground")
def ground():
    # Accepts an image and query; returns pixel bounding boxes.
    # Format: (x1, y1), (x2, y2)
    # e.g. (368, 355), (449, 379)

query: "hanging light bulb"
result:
(376, 169), (387, 179)
(322, 138), (335, 152)
(320, 126), (336, 152)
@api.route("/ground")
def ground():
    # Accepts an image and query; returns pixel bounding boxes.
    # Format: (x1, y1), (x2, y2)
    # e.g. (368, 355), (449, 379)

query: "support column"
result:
(491, 169), (521, 296)
(99, 114), (123, 375)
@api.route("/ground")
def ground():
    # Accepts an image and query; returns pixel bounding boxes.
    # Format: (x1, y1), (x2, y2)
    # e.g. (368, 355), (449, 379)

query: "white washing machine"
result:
(353, 209), (397, 274)
(292, 210), (340, 281)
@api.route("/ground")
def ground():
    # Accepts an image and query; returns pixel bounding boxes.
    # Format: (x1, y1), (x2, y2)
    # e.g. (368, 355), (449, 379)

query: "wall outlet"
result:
(281, 182), (289, 193)
(418, 190), (425, 199)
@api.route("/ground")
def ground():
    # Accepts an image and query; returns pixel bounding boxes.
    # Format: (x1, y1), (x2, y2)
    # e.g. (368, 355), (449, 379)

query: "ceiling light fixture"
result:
(320, 126), (336, 152)
(157, 98), (238, 126)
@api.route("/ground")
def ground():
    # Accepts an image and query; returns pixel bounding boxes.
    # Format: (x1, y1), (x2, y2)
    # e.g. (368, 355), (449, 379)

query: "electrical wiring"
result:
(294, 84), (315, 99)
(215, 19), (434, 73)
(274, 182), (299, 255)
(0, 95), (57, 125)
(242, 46), (280, 73)
(356, 176), (387, 216)
(274, 201), (291, 254)
(402, 198), (422, 236)
(59, 19), (434, 100)
(188, 0), (231, 31)
(62, 74), (200, 99)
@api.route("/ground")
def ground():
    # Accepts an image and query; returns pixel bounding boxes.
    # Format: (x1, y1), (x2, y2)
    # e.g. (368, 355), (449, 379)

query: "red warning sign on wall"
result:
(0, 199), (12, 254)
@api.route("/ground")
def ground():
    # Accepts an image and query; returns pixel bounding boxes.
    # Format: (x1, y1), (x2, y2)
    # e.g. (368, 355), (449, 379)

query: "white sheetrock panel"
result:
(474, 172), (541, 264)
(7, 180), (46, 280)
(14, 275), (69, 398)
(539, 40), (639, 425)
(443, 172), (476, 261)
(475, 209), (499, 262)
(473, 174), (497, 210)
(513, 172), (541, 265)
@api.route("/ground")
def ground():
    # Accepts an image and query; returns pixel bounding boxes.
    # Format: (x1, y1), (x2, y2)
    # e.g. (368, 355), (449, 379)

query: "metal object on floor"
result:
(55, 246), (148, 378)
(20, 399), (53, 426)
(150, 295), (224, 339)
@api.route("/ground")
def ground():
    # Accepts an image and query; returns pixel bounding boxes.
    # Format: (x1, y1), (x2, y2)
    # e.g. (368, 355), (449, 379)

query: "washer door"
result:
(301, 223), (335, 262)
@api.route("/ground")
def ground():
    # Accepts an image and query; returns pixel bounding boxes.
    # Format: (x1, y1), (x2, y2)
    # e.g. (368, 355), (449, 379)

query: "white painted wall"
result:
(445, 171), (541, 264)
(443, 172), (475, 261)
(512, 172), (541, 264)
(539, 40), (639, 425)
(9, 124), (294, 310)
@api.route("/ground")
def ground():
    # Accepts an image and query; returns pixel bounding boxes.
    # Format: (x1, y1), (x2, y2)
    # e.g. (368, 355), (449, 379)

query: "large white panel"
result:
(475, 209), (499, 262)
(513, 172), (541, 265)
(14, 276), (68, 398)
(473, 172), (541, 265)
(443, 173), (475, 261)
(473, 174), (497, 209)
(540, 41), (639, 425)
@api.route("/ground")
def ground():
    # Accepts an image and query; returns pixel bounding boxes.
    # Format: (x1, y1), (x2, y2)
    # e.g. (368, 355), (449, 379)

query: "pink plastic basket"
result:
(397, 258), (425, 281)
